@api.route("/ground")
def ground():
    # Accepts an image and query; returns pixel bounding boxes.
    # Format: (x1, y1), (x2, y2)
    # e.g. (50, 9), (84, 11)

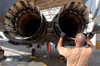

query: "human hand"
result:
(60, 32), (66, 38)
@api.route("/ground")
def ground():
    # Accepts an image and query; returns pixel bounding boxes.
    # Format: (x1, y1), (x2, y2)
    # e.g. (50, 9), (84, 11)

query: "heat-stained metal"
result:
(4, 1), (94, 46)
(4, 0), (47, 44)
(52, 2), (94, 45)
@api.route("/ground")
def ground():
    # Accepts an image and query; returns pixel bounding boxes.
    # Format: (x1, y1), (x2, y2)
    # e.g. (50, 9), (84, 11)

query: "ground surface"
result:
(0, 39), (100, 66)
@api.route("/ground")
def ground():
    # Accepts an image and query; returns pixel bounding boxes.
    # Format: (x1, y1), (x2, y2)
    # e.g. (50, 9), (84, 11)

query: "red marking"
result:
(47, 42), (52, 53)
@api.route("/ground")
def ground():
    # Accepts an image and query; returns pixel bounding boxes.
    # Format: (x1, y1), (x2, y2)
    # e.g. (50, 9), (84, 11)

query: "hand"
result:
(60, 32), (66, 38)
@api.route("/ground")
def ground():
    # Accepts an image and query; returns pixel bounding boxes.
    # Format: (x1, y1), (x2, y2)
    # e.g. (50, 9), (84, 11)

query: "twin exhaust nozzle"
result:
(4, 1), (94, 45)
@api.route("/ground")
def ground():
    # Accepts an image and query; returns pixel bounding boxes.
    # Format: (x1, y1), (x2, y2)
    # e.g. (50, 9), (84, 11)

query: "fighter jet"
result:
(0, 0), (97, 47)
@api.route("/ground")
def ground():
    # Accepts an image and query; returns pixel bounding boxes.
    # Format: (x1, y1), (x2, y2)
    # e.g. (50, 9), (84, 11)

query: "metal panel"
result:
(36, 0), (82, 10)
(97, 0), (100, 9)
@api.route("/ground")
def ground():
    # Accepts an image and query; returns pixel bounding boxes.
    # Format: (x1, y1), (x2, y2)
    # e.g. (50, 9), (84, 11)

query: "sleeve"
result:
(58, 47), (71, 57)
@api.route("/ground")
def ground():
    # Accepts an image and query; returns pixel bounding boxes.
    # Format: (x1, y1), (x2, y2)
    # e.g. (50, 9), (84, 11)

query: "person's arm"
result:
(57, 32), (71, 57)
(86, 38), (93, 56)
(57, 38), (63, 51)
(86, 38), (93, 48)
(57, 32), (65, 51)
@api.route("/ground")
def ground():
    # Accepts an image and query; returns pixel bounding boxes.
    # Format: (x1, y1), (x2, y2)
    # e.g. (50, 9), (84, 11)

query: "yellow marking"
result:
(44, 58), (47, 66)
(96, 42), (100, 43)
(96, 42), (100, 49)
(96, 42), (100, 50)
(64, 57), (66, 59)
(96, 44), (100, 45)
(96, 42), (100, 44)
(96, 46), (100, 47)
(44, 63), (47, 66)
(59, 56), (66, 60)
(96, 48), (100, 50)
(30, 56), (36, 59)
(60, 57), (63, 60)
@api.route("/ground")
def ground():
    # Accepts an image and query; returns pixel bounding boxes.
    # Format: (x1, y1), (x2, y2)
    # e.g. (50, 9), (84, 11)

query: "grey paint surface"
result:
(85, 0), (100, 17)
(0, 0), (16, 16)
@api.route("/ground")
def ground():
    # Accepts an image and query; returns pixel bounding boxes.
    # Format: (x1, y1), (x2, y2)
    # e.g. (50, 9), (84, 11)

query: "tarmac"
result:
(0, 39), (100, 66)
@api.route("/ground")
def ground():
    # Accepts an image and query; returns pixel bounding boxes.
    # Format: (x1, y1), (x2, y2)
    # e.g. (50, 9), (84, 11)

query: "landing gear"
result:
(30, 44), (41, 59)
(30, 48), (37, 59)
